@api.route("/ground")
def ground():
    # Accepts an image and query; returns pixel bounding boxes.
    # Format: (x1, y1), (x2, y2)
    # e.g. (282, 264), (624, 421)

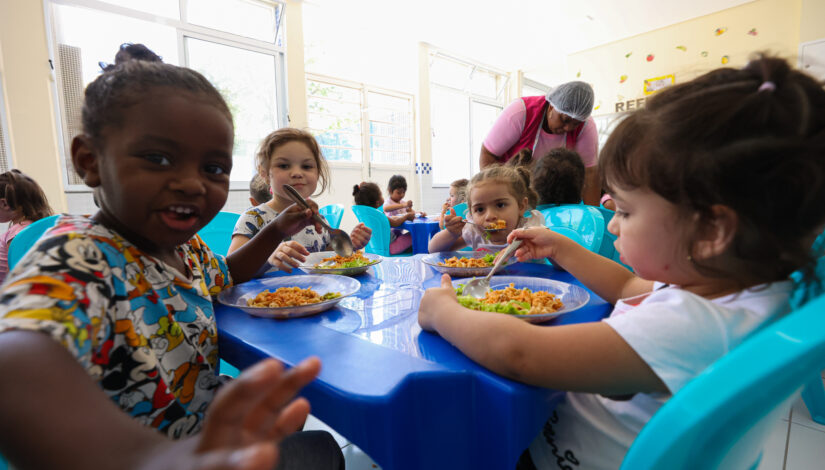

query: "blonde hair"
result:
(254, 128), (330, 197)
(466, 163), (538, 211)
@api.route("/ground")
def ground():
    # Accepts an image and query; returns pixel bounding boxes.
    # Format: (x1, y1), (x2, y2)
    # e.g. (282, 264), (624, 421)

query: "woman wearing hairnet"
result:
(479, 81), (600, 205)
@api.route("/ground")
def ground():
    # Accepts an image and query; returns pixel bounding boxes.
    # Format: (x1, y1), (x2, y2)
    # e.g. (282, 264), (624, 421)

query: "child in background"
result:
(532, 147), (585, 208)
(229, 128), (371, 273)
(0, 169), (53, 283)
(248, 173), (271, 206)
(428, 163), (542, 253)
(0, 60), (344, 469)
(383, 174), (425, 217)
(419, 56), (825, 469)
(354, 181), (413, 255)
(439, 178), (469, 229)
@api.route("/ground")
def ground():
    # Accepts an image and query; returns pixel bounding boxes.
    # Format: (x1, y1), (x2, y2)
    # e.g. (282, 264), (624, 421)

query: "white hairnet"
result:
(545, 81), (594, 122)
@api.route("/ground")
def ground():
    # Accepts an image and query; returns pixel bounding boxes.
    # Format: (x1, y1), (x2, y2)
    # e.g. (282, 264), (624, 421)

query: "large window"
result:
(307, 74), (414, 170)
(429, 52), (508, 185)
(48, 0), (286, 188)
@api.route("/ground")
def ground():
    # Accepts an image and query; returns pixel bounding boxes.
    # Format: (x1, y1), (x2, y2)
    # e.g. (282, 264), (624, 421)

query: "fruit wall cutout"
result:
(715, 27), (727, 36)
(747, 28), (758, 36)
(646, 54), (654, 62)
(721, 55), (730, 64)
(619, 75), (628, 83)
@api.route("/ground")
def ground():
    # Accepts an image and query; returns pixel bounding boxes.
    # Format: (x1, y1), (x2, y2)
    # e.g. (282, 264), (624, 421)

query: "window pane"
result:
(431, 87), (470, 185)
(187, 0), (279, 43)
(367, 91), (411, 165)
(307, 80), (362, 163)
(522, 84), (549, 98)
(96, 0), (181, 19)
(186, 37), (279, 183)
(471, 101), (501, 176)
(430, 56), (471, 90)
(469, 69), (497, 98)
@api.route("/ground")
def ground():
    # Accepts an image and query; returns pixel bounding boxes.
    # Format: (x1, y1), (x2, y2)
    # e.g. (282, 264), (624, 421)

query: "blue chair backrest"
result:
(196, 211), (240, 257)
(620, 292), (825, 469)
(8, 214), (60, 270)
(319, 204), (344, 230)
(351, 205), (391, 257)
(451, 202), (468, 218)
(539, 205), (604, 252)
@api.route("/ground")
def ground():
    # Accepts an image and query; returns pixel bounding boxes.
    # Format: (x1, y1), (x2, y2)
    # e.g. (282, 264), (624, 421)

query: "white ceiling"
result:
(307, 0), (752, 84)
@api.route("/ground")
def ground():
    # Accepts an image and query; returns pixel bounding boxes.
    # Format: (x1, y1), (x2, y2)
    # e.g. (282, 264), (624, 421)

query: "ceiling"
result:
(306, 0), (753, 84)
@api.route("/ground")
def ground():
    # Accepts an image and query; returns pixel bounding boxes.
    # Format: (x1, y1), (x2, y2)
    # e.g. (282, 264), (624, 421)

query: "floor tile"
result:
(791, 378), (825, 433)
(757, 418), (789, 470)
(785, 422), (825, 469)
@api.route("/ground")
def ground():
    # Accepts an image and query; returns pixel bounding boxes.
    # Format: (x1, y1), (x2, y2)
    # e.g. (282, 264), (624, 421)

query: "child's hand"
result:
(350, 223), (371, 250)
(405, 212), (416, 221)
(269, 241), (309, 273)
(418, 274), (458, 331)
(406, 200), (413, 209)
(443, 211), (466, 237)
(189, 358), (321, 470)
(507, 227), (561, 261)
(271, 203), (322, 239)
(419, 211), (427, 217)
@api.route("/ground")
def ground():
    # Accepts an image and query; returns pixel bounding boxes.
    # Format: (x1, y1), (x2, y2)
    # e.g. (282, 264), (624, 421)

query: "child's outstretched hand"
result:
(418, 274), (458, 332)
(350, 223), (371, 250)
(269, 241), (309, 273)
(183, 358), (321, 470)
(442, 210), (466, 237)
(507, 226), (563, 262)
(406, 200), (413, 209)
(405, 212), (416, 221)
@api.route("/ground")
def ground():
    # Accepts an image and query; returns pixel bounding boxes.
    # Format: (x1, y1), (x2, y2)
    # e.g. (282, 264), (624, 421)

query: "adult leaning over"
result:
(479, 81), (600, 205)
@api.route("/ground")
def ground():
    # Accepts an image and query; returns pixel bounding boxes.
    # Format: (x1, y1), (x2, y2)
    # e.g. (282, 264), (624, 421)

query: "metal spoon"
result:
(461, 213), (544, 298)
(282, 184), (354, 257)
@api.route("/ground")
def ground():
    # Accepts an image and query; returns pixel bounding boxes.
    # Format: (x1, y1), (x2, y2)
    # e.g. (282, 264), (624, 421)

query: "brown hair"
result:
(0, 170), (53, 222)
(248, 174), (270, 204)
(255, 128), (329, 197)
(450, 178), (469, 203)
(600, 54), (825, 284)
(533, 148), (585, 205)
(466, 158), (538, 212)
(353, 182), (382, 208)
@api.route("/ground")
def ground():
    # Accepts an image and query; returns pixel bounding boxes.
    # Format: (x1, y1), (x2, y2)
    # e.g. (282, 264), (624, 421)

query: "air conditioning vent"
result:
(56, 43), (85, 185)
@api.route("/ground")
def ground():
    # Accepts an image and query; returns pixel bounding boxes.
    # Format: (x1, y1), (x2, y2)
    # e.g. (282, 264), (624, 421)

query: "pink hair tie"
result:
(758, 81), (776, 92)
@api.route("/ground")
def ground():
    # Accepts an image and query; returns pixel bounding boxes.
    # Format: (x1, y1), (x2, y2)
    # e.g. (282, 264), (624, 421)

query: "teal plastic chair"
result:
(319, 204), (344, 230)
(451, 202), (468, 218)
(196, 211), (240, 257)
(539, 205), (604, 253)
(351, 205), (392, 257)
(8, 214), (60, 270)
(620, 291), (825, 469)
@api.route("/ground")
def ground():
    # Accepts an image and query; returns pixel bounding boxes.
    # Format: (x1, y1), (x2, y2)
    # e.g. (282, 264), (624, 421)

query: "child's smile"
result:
(75, 89), (233, 260)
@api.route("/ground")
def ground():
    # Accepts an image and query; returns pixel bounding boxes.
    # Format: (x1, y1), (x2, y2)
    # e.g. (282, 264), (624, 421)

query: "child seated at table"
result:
(439, 178), (469, 229)
(428, 162), (542, 253)
(228, 128), (371, 273)
(248, 173), (271, 206)
(0, 59), (344, 469)
(532, 147), (585, 208)
(418, 55), (825, 469)
(0, 169), (53, 283)
(354, 181), (413, 255)
(383, 174), (425, 217)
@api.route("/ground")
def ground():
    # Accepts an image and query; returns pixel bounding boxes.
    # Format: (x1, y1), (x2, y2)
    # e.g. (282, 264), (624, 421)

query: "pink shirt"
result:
(383, 199), (409, 217)
(0, 221), (31, 284)
(483, 99), (599, 167)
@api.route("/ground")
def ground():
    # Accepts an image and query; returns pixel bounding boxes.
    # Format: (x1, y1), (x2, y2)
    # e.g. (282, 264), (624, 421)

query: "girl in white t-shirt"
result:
(427, 161), (542, 254)
(419, 55), (825, 469)
(228, 128), (372, 272)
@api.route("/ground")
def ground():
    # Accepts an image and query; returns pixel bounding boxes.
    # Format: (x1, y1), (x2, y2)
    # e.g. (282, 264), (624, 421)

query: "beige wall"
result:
(567, 0), (803, 116)
(285, 0), (308, 129)
(800, 0), (825, 44)
(0, 0), (67, 212)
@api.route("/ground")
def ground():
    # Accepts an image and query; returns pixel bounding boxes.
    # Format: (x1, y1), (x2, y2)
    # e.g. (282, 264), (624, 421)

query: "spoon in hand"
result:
(282, 184), (354, 257)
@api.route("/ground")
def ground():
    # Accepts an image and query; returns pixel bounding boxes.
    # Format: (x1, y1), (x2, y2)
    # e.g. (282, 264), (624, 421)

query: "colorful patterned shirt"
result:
(0, 215), (232, 438)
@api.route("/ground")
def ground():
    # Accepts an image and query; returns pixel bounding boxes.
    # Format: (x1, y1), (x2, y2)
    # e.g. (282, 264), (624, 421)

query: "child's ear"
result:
(519, 196), (528, 212)
(0, 198), (10, 211)
(249, 197), (259, 207)
(692, 204), (738, 260)
(71, 135), (101, 188)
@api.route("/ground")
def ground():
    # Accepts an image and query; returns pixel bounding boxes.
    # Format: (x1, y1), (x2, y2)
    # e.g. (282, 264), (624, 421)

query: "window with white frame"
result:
(428, 52), (508, 185)
(521, 77), (550, 98)
(48, 0), (286, 188)
(306, 74), (414, 168)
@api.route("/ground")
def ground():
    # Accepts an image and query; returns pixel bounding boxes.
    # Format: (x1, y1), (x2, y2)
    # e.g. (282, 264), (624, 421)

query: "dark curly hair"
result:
(387, 175), (407, 193)
(533, 148), (585, 206)
(0, 170), (53, 222)
(600, 54), (825, 285)
(353, 182), (382, 208)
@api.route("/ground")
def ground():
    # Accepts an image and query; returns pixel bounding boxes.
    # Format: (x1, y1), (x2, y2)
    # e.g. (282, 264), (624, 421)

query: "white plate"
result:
(217, 274), (361, 319)
(451, 275), (590, 323)
(421, 251), (515, 278)
(299, 251), (382, 276)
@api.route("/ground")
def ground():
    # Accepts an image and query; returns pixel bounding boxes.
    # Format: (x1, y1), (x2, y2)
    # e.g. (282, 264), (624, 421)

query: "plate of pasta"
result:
(299, 250), (382, 276)
(217, 274), (361, 318)
(421, 250), (516, 277)
(451, 275), (590, 323)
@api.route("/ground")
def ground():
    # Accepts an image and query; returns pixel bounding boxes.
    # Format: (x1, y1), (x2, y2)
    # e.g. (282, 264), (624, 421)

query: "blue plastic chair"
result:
(451, 202), (468, 218)
(351, 205), (392, 257)
(7, 214), (60, 270)
(539, 205), (604, 253)
(319, 204), (344, 230)
(620, 291), (825, 469)
(195, 211), (240, 257)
